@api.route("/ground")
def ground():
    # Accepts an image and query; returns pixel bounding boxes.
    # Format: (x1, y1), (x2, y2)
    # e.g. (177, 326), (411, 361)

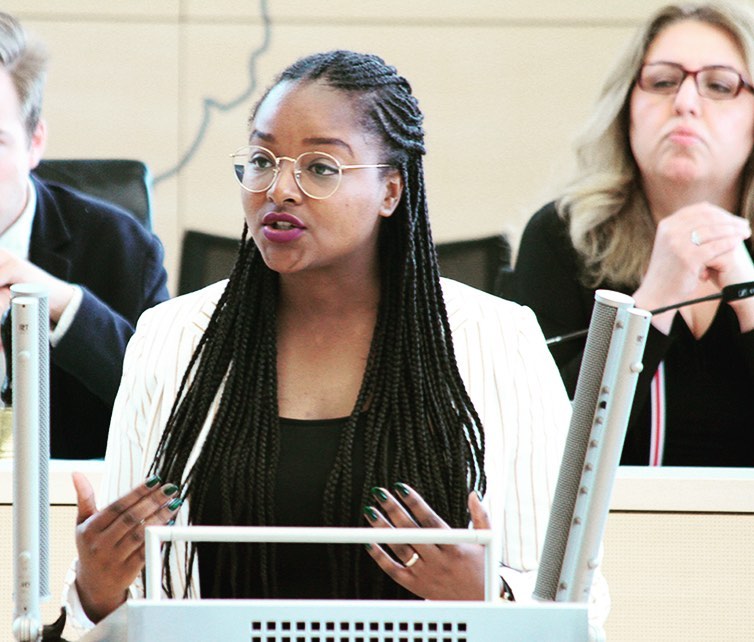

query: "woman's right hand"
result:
(633, 202), (751, 332)
(71, 472), (182, 623)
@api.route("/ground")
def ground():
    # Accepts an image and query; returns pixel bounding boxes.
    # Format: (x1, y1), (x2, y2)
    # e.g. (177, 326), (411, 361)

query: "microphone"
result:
(534, 290), (650, 631)
(546, 280), (754, 345)
(11, 284), (51, 642)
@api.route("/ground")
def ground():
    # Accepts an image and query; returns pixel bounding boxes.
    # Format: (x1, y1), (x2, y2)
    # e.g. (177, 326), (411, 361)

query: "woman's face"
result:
(242, 80), (402, 278)
(629, 20), (754, 197)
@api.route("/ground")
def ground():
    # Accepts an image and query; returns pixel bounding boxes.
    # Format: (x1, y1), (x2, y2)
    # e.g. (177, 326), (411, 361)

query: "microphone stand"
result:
(8, 289), (67, 642)
(546, 281), (754, 346)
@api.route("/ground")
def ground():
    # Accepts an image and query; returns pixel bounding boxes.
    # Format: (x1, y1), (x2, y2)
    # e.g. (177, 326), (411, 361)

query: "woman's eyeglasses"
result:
(637, 61), (754, 100)
(231, 145), (393, 200)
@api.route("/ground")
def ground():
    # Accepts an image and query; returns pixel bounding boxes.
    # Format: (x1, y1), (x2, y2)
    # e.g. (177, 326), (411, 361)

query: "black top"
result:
(197, 416), (414, 599)
(513, 202), (754, 466)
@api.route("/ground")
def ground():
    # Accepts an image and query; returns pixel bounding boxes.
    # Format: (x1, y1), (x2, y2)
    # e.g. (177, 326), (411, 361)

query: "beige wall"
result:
(9, 0), (754, 294)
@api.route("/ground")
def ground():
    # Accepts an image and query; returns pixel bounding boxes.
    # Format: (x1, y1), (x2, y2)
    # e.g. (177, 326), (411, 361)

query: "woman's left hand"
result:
(363, 483), (490, 600)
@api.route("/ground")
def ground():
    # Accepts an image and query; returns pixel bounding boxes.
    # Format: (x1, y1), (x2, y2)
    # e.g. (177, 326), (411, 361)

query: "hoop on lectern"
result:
(144, 526), (501, 602)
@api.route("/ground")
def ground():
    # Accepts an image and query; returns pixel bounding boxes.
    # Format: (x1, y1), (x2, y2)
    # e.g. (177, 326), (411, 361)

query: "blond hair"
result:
(0, 12), (47, 140)
(559, 1), (754, 288)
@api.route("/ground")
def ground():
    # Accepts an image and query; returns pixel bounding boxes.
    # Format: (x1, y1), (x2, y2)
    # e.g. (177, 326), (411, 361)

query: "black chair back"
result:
(177, 231), (514, 297)
(178, 230), (239, 295)
(33, 159), (153, 231)
(435, 234), (512, 295)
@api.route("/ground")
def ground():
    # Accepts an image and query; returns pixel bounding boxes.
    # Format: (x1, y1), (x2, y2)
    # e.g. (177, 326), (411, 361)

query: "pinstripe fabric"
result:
(649, 363), (666, 466)
(63, 277), (609, 629)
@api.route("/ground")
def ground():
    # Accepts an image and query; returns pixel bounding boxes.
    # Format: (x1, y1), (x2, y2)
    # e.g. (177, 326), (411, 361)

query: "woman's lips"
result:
(668, 127), (700, 146)
(262, 211), (306, 243)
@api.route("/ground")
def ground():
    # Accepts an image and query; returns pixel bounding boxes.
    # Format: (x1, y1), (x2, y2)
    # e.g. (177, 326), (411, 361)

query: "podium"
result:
(83, 598), (586, 641)
(79, 526), (588, 641)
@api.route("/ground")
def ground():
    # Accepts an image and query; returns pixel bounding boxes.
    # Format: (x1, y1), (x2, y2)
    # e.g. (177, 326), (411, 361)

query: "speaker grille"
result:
(249, 617), (469, 641)
(534, 298), (616, 600)
(36, 292), (50, 599)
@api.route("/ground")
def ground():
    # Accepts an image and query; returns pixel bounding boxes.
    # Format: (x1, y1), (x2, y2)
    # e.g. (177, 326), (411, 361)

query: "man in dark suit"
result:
(0, 12), (169, 458)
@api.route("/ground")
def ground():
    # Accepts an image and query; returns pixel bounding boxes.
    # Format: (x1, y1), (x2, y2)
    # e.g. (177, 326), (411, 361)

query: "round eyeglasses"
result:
(637, 62), (754, 100)
(231, 145), (394, 200)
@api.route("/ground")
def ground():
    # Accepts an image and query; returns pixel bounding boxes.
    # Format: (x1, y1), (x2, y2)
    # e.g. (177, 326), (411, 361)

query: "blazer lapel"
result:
(192, 281), (227, 336)
(29, 176), (73, 281)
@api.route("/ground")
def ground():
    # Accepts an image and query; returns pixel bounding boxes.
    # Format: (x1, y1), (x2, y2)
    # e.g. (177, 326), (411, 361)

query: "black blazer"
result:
(27, 175), (170, 459)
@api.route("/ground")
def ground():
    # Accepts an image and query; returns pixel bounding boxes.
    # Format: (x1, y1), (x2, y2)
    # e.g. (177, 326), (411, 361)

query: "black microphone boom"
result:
(546, 280), (754, 345)
(723, 280), (754, 301)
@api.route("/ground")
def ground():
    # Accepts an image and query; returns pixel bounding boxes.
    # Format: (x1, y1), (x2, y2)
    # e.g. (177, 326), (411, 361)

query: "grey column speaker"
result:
(534, 290), (650, 604)
(11, 284), (50, 642)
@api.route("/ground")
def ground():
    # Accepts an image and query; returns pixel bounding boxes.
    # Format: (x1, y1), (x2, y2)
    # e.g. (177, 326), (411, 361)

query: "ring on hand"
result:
(404, 552), (420, 568)
(691, 229), (702, 246)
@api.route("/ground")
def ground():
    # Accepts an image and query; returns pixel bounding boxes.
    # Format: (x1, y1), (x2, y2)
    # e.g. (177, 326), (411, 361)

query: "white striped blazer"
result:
(63, 277), (609, 629)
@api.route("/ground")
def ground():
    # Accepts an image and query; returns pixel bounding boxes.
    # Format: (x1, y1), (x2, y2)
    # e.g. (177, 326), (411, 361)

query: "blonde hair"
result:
(0, 12), (47, 141)
(559, 1), (754, 289)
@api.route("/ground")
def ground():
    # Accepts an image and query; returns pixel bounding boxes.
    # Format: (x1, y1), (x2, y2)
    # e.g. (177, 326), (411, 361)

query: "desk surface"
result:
(611, 465), (754, 512)
(2, 461), (754, 512)
(0, 459), (754, 513)
(0, 458), (104, 504)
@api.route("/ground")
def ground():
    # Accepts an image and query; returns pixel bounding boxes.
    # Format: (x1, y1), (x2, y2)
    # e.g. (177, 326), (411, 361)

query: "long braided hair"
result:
(150, 50), (486, 599)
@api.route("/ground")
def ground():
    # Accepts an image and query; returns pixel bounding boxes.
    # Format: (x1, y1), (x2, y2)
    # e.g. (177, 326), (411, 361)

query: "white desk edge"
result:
(0, 459), (104, 504)
(1, 461), (754, 513)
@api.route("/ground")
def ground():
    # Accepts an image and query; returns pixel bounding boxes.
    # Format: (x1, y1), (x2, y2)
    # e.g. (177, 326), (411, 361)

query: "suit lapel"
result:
(29, 176), (73, 281)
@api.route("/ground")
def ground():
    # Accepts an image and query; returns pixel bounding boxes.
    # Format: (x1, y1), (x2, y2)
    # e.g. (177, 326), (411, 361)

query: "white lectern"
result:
(80, 526), (587, 642)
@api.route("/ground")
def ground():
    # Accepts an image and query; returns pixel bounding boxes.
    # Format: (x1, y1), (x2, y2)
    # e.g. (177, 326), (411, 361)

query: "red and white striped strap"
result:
(649, 362), (665, 466)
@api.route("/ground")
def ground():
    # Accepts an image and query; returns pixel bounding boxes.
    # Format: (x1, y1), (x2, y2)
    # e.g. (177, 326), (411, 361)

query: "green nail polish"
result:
(393, 482), (410, 497)
(167, 497), (183, 511)
(162, 484), (179, 496)
(145, 474), (161, 488)
(364, 543), (372, 551)
(475, 489), (483, 502)
(370, 486), (389, 502)
(167, 518), (176, 526)
(363, 505), (379, 522)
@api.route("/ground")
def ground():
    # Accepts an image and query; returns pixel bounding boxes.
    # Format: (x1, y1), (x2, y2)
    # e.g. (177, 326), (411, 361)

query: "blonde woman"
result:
(515, 2), (754, 466)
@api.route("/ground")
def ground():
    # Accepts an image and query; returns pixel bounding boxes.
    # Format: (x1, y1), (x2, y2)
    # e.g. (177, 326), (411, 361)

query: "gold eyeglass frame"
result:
(231, 144), (393, 200)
